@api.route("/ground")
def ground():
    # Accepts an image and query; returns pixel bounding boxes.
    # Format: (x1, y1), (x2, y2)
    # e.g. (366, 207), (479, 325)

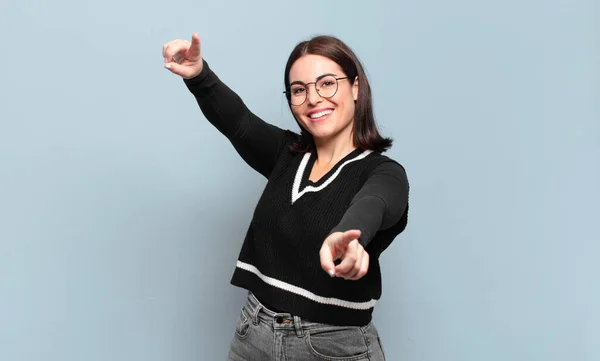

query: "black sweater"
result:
(184, 60), (409, 326)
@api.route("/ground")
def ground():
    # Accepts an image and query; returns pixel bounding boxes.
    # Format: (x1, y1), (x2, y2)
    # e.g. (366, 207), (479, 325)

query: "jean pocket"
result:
(234, 307), (251, 339)
(305, 326), (369, 361)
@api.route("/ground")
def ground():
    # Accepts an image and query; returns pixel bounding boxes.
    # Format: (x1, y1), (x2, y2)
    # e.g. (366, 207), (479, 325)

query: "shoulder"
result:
(364, 152), (408, 182)
(283, 130), (301, 145)
(271, 130), (303, 164)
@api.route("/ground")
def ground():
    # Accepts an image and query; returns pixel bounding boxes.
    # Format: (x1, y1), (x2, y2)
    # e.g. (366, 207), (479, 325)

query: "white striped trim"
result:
(291, 150), (373, 204)
(236, 261), (377, 310)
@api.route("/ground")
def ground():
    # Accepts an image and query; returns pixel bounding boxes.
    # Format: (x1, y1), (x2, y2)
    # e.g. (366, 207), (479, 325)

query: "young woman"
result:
(163, 33), (409, 361)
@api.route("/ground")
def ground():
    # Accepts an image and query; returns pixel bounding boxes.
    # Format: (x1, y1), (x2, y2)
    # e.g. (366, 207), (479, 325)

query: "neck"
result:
(313, 129), (356, 165)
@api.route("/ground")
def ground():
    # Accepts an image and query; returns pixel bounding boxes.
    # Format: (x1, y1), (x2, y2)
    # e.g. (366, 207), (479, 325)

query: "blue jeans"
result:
(227, 292), (386, 361)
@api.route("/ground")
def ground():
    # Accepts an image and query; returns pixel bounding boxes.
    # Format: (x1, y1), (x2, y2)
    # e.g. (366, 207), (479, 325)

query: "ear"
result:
(352, 76), (359, 101)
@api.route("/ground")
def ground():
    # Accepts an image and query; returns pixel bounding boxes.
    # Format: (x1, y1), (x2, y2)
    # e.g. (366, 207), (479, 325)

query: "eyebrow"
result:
(289, 73), (339, 86)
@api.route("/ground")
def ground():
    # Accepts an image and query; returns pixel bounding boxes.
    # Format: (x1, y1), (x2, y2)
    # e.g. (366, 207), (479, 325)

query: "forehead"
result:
(289, 54), (344, 82)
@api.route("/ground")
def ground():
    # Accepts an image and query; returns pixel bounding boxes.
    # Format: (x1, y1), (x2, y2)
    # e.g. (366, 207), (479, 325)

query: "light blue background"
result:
(1, 0), (598, 360)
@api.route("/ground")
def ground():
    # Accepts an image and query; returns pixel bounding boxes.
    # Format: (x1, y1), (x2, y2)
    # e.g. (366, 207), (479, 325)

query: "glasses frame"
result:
(283, 75), (350, 106)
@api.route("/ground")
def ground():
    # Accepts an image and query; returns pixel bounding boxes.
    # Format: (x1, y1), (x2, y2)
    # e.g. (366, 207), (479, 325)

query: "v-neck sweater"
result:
(184, 60), (409, 326)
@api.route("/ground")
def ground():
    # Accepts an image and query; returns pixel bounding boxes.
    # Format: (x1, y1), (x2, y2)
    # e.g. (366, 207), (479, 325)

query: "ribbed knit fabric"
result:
(184, 60), (409, 326)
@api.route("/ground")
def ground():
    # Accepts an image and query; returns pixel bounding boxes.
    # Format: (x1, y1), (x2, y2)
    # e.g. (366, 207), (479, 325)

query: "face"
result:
(288, 54), (358, 144)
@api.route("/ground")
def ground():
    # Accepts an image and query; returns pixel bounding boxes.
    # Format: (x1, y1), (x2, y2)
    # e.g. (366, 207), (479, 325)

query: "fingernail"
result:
(164, 64), (171, 69)
(328, 269), (335, 277)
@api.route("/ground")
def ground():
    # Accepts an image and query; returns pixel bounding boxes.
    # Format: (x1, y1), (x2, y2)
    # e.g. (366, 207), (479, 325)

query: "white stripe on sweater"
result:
(291, 150), (372, 204)
(236, 261), (377, 310)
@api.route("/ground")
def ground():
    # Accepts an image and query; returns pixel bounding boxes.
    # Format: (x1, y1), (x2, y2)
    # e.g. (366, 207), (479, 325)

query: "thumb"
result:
(319, 243), (336, 277)
(164, 62), (196, 79)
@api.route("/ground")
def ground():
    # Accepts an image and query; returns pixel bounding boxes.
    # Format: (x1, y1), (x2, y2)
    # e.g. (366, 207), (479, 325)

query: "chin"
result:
(309, 129), (342, 143)
(301, 123), (334, 138)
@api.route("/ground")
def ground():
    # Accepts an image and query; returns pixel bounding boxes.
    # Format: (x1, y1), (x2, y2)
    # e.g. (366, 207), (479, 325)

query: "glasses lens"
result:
(289, 84), (307, 106)
(316, 76), (338, 98)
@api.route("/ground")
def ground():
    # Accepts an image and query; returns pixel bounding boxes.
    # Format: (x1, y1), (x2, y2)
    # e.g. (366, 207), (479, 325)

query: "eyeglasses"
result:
(284, 75), (350, 106)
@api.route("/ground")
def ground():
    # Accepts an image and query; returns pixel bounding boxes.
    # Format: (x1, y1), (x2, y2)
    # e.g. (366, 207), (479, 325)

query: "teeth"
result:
(309, 110), (333, 119)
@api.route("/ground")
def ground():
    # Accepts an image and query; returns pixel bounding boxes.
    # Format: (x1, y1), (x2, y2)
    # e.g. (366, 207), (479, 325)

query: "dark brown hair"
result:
(284, 35), (392, 153)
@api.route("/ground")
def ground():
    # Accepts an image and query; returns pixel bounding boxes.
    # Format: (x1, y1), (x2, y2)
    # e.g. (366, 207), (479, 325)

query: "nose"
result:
(306, 84), (323, 105)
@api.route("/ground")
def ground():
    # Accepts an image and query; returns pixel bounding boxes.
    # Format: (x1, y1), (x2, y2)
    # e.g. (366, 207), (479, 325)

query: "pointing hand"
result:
(319, 230), (369, 280)
(162, 33), (203, 79)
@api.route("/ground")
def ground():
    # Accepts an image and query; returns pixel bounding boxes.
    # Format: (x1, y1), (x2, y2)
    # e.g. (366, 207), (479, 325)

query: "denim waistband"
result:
(247, 292), (364, 337)
(246, 292), (306, 337)
(244, 292), (373, 337)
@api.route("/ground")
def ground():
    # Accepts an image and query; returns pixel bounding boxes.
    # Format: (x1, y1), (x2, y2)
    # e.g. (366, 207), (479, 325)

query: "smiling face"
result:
(288, 54), (359, 145)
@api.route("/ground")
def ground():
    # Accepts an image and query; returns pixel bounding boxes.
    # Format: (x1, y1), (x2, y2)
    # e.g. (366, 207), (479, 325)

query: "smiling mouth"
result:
(308, 109), (333, 122)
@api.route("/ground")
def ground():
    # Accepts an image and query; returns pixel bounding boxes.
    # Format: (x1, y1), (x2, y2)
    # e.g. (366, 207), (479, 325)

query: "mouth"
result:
(307, 109), (334, 123)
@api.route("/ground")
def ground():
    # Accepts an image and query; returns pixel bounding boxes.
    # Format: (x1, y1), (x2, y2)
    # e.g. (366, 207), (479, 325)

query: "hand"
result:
(162, 33), (203, 79)
(319, 230), (370, 280)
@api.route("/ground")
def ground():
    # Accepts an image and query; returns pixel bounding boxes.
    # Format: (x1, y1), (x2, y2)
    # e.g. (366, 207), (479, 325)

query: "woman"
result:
(163, 33), (409, 361)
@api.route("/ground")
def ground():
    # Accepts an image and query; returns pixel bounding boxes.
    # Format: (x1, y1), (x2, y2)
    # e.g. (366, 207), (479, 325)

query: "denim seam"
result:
(359, 325), (371, 361)
(376, 335), (386, 361)
(282, 334), (288, 361)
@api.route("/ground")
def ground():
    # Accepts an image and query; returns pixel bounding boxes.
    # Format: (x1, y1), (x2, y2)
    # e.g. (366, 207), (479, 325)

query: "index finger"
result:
(342, 229), (361, 244)
(188, 33), (201, 58)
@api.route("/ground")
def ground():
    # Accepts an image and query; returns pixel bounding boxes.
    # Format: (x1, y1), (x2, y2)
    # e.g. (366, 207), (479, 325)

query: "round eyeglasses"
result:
(284, 75), (350, 106)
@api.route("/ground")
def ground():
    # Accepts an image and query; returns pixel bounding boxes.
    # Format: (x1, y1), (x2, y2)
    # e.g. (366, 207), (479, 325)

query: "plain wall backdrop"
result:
(1, 0), (598, 360)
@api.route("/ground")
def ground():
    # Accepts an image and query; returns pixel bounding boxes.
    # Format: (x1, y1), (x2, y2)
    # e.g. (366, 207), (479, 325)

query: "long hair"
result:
(283, 35), (393, 153)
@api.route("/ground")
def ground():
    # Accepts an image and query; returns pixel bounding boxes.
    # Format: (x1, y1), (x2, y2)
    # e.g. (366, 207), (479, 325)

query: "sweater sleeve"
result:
(329, 161), (409, 247)
(183, 59), (290, 178)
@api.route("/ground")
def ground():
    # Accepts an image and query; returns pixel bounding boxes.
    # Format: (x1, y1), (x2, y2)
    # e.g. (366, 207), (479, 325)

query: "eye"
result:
(292, 87), (306, 95)
(318, 78), (337, 89)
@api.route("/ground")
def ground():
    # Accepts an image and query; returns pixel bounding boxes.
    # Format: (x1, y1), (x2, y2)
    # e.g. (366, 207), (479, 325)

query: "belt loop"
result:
(252, 304), (262, 325)
(293, 315), (303, 338)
